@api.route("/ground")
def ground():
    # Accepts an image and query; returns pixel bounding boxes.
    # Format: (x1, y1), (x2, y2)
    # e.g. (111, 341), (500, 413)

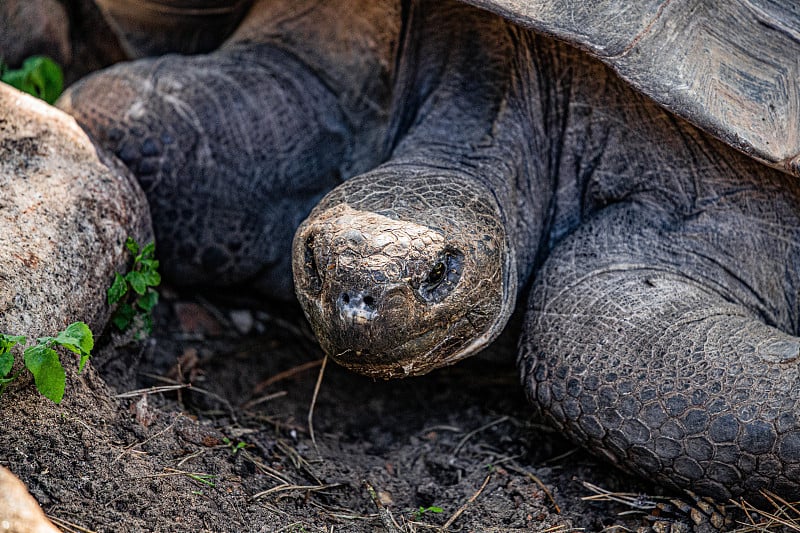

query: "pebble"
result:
(229, 309), (254, 335)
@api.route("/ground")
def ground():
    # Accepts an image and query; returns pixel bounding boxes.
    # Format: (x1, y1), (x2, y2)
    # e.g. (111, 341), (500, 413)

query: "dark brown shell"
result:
(465, 0), (800, 177)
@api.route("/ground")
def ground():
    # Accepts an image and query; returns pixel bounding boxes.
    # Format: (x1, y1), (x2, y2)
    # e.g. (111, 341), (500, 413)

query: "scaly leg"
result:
(523, 155), (800, 500)
(59, 0), (400, 298)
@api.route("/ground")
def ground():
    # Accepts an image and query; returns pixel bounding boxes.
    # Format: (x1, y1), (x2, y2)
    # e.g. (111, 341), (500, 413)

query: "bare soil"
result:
(1, 284), (725, 533)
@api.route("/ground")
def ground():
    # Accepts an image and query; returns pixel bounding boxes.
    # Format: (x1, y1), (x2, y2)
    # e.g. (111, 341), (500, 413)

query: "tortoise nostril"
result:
(338, 291), (376, 312)
(337, 291), (378, 325)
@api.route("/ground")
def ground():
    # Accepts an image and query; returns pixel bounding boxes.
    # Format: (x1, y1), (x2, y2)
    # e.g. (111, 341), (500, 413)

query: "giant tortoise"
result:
(50, 0), (800, 502)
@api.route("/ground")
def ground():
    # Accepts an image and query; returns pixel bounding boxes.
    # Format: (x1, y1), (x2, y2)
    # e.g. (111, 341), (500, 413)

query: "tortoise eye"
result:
(425, 261), (446, 286)
(418, 250), (464, 303)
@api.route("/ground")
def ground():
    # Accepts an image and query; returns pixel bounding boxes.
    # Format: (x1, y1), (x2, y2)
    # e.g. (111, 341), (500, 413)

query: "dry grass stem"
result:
(47, 515), (97, 533)
(252, 482), (343, 499)
(732, 491), (800, 532)
(241, 390), (288, 409)
(139, 467), (217, 486)
(175, 449), (206, 467)
(252, 359), (324, 394)
(506, 463), (561, 513)
(275, 438), (324, 484)
(114, 384), (190, 398)
(451, 416), (510, 457)
(580, 481), (658, 510)
(141, 371), (241, 424)
(441, 473), (492, 530)
(112, 415), (182, 463)
(363, 479), (403, 533)
(241, 451), (293, 485)
(542, 447), (580, 465)
(308, 353), (328, 451)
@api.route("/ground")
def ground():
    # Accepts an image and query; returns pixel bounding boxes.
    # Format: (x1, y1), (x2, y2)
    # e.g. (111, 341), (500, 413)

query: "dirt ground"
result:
(2, 284), (761, 533)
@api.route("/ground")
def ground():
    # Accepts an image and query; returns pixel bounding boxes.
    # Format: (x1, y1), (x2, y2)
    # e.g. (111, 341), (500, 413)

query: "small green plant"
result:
(222, 437), (247, 455)
(108, 237), (161, 336)
(414, 505), (443, 519)
(0, 322), (94, 403)
(0, 56), (63, 104)
(186, 472), (217, 487)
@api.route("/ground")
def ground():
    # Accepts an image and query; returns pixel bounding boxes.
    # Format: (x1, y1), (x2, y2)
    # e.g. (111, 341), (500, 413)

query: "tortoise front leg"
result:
(523, 171), (800, 501)
(59, 0), (400, 299)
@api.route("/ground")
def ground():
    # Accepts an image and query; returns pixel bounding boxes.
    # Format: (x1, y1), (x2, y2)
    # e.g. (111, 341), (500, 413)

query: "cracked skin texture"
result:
(293, 1), (800, 501)
(59, 0), (400, 300)
(60, 0), (800, 502)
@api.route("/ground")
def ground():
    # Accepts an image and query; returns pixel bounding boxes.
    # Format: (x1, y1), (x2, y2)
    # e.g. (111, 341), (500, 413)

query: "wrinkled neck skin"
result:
(293, 1), (555, 377)
(296, 0), (714, 377)
(386, 3), (552, 287)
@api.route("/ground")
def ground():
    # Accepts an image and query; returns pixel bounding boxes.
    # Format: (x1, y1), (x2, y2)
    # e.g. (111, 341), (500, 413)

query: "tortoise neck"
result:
(385, 0), (558, 288)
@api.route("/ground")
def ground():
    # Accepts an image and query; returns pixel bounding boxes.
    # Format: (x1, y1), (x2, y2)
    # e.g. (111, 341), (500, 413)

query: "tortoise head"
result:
(292, 170), (516, 378)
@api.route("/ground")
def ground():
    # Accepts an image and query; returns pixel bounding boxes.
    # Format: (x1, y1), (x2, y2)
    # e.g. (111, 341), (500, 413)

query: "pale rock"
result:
(0, 84), (151, 339)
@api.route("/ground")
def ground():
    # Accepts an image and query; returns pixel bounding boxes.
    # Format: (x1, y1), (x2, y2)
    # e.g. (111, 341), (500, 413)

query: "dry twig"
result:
(252, 358), (324, 394)
(308, 354), (328, 451)
(451, 416), (509, 457)
(252, 482), (343, 499)
(47, 515), (97, 533)
(363, 479), (402, 533)
(732, 491), (800, 532)
(441, 473), (492, 530)
(112, 414), (182, 463)
(114, 384), (190, 399)
(506, 463), (561, 513)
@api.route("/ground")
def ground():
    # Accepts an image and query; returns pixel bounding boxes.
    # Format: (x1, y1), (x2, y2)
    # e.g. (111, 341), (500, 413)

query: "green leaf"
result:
(0, 334), (26, 353)
(139, 258), (159, 270)
(23, 345), (66, 403)
(140, 270), (161, 288)
(61, 321), (94, 353)
(0, 352), (12, 378)
(0, 334), (25, 378)
(125, 236), (140, 256)
(136, 289), (159, 312)
(52, 322), (94, 372)
(125, 271), (147, 295)
(107, 272), (128, 304)
(1, 56), (63, 104)
(140, 241), (156, 260)
(112, 303), (136, 330)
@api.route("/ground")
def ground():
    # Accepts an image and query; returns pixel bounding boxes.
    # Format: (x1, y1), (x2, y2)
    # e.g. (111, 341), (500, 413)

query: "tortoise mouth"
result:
(328, 312), (502, 379)
(324, 332), (440, 379)
(329, 329), (441, 378)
